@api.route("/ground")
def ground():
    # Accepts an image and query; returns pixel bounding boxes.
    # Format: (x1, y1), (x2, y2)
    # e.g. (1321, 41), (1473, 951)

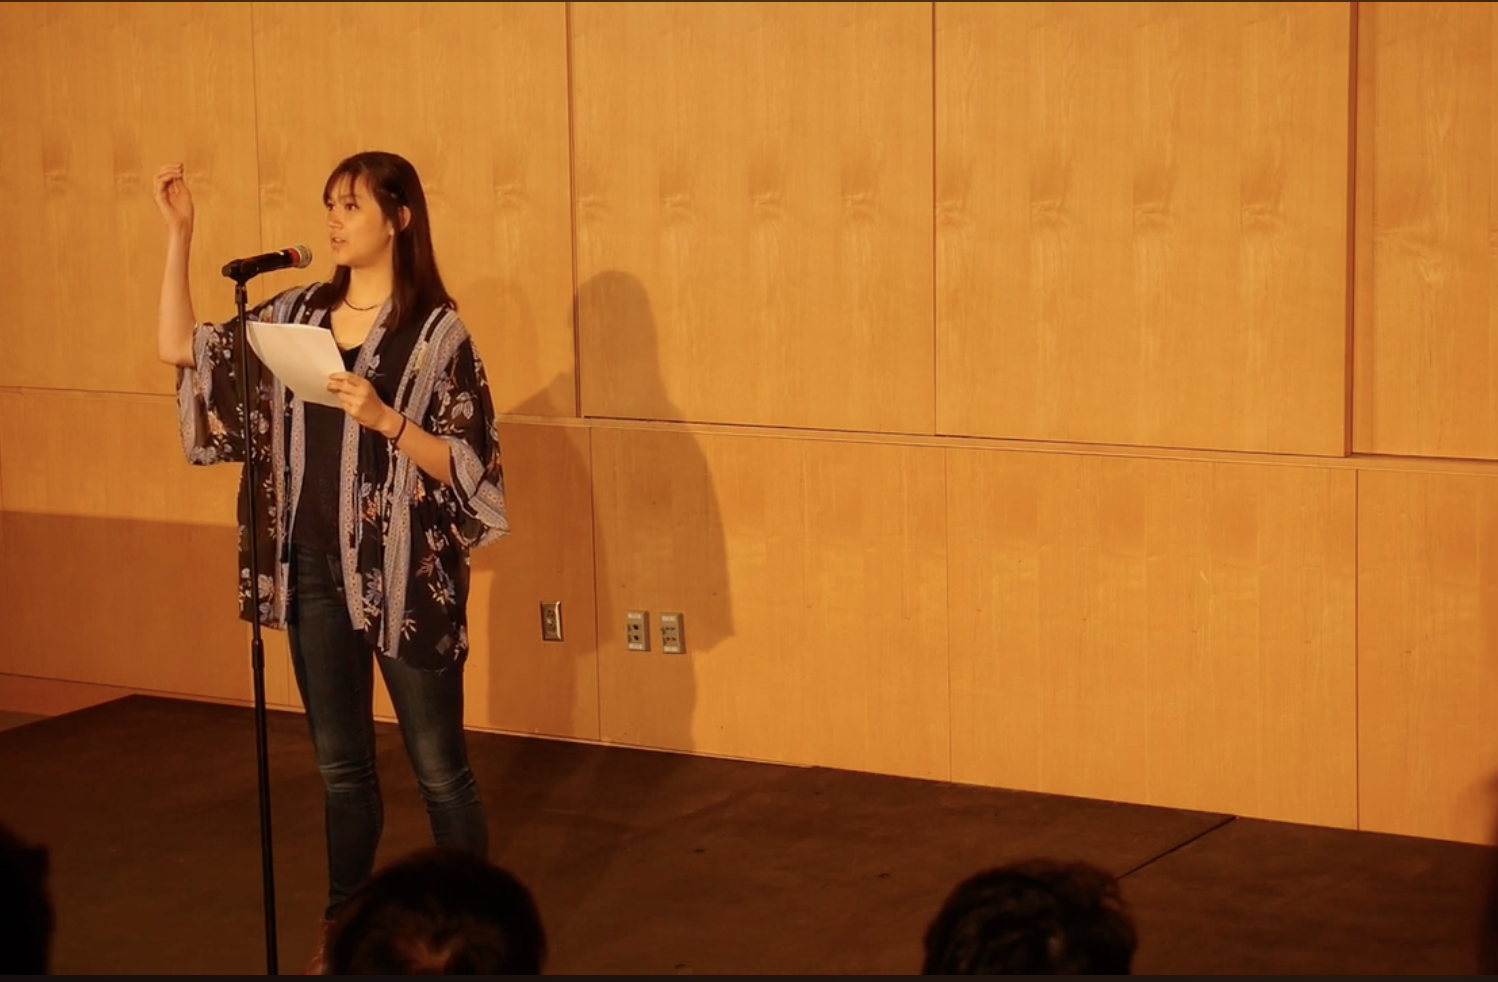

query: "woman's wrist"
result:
(383, 408), (408, 442)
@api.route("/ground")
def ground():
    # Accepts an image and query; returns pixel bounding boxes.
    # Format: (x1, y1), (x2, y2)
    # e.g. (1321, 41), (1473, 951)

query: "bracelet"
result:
(391, 416), (408, 444)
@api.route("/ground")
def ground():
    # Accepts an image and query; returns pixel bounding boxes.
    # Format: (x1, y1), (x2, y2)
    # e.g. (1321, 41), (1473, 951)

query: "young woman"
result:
(152, 151), (507, 967)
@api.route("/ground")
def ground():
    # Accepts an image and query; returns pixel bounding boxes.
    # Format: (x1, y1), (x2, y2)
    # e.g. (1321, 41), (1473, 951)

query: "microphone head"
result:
(290, 243), (313, 269)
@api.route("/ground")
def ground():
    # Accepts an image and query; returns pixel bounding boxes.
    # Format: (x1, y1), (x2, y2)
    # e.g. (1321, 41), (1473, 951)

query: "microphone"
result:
(221, 244), (313, 281)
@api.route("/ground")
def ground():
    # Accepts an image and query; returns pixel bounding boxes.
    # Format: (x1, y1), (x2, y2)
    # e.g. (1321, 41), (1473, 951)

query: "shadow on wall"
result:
(573, 267), (736, 740)
(462, 268), (733, 935)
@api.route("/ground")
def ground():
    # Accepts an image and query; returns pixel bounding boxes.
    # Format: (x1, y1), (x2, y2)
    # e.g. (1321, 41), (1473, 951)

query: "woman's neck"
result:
(345, 266), (393, 309)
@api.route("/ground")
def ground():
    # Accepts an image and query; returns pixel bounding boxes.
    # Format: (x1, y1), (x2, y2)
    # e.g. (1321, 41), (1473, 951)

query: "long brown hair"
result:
(316, 151), (455, 328)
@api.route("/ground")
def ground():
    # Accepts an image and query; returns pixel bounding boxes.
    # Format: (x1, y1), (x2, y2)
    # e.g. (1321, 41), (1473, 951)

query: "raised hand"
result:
(152, 163), (195, 236)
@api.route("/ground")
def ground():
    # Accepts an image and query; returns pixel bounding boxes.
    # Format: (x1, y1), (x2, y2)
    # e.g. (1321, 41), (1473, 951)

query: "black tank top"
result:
(291, 318), (423, 553)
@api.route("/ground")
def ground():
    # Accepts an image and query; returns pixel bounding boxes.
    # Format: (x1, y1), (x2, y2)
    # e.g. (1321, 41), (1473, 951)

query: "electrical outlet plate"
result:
(660, 612), (685, 654)
(540, 601), (563, 642)
(625, 610), (649, 652)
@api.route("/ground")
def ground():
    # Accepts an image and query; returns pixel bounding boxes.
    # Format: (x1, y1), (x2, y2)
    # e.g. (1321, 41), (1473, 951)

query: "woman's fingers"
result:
(153, 164), (183, 190)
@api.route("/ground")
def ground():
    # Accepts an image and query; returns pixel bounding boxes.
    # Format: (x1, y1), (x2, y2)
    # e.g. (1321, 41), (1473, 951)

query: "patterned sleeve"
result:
(175, 310), (262, 466)
(428, 336), (509, 550)
(175, 287), (312, 466)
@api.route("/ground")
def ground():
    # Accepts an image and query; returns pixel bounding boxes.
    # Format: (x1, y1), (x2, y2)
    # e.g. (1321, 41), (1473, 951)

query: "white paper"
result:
(246, 321), (345, 408)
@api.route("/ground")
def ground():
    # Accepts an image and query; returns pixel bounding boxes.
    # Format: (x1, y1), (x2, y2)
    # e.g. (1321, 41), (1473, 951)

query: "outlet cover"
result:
(540, 601), (563, 642)
(660, 612), (685, 654)
(625, 610), (649, 652)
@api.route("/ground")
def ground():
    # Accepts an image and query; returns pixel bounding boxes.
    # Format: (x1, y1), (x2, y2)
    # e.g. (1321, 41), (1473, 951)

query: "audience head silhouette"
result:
(324, 846), (546, 975)
(0, 820), (54, 974)
(922, 859), (1136, 975)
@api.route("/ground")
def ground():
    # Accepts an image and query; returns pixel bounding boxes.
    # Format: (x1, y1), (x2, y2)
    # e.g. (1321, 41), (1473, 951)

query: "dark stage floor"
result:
(0, 696), (1488, 975)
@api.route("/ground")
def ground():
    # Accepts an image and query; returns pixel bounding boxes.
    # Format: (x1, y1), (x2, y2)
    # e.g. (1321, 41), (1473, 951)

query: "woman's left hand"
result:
(328, 372), (400, 436)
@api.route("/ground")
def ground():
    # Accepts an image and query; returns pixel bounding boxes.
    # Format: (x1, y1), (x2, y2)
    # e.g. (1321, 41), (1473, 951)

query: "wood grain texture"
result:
(0, 390), (288, 703)
(948, 448), (1356, 826)
(250, 1), (576, 417)
(1354, 2), (1498, 458)
(1358, 469), (1498, 844)
(572, 2), (935, 434)
(591, 427), (950, 781)
(0, 390), (238, 525)
(0, 1), (261, 395)
(936, 2), (1351, 455)
(459, 422), (599, 739)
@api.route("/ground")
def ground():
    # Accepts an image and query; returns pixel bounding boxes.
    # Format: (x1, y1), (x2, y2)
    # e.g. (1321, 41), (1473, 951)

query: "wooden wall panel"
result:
(572, 2), (935, 434)
(1359, 470), (1498, 844)
(0, 390), (287, 704)
(0, 1), (261, 395)
(1354, 2), (1498, 459)
(251, 1), (576, 417)
(936, 2), (1351, 455)
(948, 449), (1356, 826)
(591, 428), (950, 781)
(0, 390), (236, 529)
(463, 423), (599, 738)
(0, 446), (7, 674)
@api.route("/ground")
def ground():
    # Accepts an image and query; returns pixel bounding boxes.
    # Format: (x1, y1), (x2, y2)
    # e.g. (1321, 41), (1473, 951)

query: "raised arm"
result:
(153, 163), (197, 368)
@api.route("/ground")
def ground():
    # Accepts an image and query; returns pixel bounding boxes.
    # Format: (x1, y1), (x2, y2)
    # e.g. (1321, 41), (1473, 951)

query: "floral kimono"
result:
(175, 283), (508, 672)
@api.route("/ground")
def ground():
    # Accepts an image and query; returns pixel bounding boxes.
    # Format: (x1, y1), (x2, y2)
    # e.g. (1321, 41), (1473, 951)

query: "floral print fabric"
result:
(175, 284), (507, 671)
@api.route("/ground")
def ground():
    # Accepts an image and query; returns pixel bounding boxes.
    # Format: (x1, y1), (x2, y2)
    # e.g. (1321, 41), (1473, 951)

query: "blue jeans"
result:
(288, 547), (488, 918)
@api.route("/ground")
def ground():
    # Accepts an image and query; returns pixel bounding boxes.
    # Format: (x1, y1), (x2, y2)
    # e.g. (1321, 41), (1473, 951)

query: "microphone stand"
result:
(227, 270), (279, 976)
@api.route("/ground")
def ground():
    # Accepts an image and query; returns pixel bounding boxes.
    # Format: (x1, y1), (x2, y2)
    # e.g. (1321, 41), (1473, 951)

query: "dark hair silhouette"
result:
(325, 846), (546, 975)
(923, 859), (1137, 975)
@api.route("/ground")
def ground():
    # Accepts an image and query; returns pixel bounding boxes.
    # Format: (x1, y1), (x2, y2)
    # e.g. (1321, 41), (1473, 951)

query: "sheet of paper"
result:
(246, 321), (345, 408)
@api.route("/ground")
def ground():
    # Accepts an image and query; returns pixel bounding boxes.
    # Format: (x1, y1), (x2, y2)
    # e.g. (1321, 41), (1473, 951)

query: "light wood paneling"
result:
(441, 423), (599, 739)
(948, 449), (1356, 826)
(251, 1), (575, 416)
(1354, 2), (1498, 458)
(0, 1), (261, 395)
(591, 428), (949, 781)
(1359, 470), (1498, 844)
(0, 456), (6, 674)
(572, 2), (935, 434)
(1351, 0), (1372, 457)
(0, 390), (287, 704)
(0, 390), (236, 527)
(936, 2), (1351, 455)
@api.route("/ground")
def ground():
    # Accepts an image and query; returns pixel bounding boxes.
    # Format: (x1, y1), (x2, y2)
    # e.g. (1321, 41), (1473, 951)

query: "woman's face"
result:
(325, 174), (394, 271)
